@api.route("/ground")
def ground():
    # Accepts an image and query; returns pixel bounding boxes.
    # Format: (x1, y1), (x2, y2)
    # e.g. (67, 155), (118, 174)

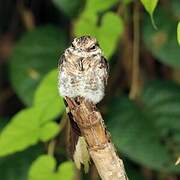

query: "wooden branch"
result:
(65, 97), (128, 180)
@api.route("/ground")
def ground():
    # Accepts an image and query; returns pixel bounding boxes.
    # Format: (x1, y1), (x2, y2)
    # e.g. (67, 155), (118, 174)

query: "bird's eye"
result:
(90, 45), (96, 50)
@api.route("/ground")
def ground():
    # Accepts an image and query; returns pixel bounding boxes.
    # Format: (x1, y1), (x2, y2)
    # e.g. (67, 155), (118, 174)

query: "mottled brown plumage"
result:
(58, 36), (108, 104)
(58, 36), (109, 162)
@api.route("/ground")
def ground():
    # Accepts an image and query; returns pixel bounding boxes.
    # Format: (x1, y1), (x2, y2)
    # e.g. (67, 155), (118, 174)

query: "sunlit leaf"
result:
(98, 12), (124, 58)
(0, 108), (40, 157)
(177, 22), (180, 46)
(74, 0), (123, 58)
(75, 12), (124, 58)
(140, 0), (159, 29)
(140, 0), (158, 15)
(29, 155), (74, 180)
(29, 155), (56, 180)
(34, 69), (65, 124)
(57, 161), (74, 179)
(39, 122), (59, 142)
(0, 107), (59, 157)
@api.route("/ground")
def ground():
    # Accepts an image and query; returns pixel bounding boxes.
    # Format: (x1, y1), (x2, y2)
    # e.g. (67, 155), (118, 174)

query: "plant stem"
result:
(48, 140), (56, 156)
(129, 1), (140, 100)
(47, 112), (67, 156)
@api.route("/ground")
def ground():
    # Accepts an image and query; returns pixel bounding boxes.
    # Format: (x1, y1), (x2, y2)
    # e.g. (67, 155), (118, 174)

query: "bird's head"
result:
(68, 36), (102, 57)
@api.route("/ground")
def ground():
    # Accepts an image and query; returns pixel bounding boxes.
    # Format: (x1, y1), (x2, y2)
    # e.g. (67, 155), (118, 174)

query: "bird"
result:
(58, 36), (109, 171)
(58, 35), (109, 104)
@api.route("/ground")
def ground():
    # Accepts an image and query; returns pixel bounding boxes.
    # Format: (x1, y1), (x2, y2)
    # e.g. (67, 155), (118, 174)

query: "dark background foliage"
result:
(0, 0), (180, 179)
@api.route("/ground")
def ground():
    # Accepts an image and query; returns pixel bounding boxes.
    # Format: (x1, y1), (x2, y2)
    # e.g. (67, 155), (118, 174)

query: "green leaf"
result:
(34, 69), (65, 124)
(0, 107), (59, 157)
(140, 0), (158, 15)
(74, 0), (123, 58)
(83, 0), (118, 16)
(39, 122), (59, 142)
(9, 26), (67, 105)
(53, 0), (85, 18)
(140, 0), (159, 29)
(0, 145), (43, 180)
(177, 22), (180, 46)
(29, 155), (56, 180)
(57, 161), (74, 180)
(143, 8), (180, 68)
(0, 69), (65, 157)
(75, 12), (124, 58)
(28, 155), (74, 180)
(107, 80), (180, 172)
(74, 17), (96, 37)
(0, 108), (40, 157)
(98, 13), (124, 58)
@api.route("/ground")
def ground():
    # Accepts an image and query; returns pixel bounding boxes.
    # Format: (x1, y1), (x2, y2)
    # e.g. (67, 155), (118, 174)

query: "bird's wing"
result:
(58, 54), (66, 70)
(63, 98), (81, 157)
(100, 56), (109, 85)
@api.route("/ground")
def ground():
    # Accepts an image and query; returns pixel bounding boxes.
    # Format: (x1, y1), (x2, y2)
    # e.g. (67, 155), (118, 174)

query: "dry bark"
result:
(65, 97), (128, 180)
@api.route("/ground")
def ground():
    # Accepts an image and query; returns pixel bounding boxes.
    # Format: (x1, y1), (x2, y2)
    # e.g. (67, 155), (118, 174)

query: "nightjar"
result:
(58, 36), (109, 169)
(58, 36), (109, 104)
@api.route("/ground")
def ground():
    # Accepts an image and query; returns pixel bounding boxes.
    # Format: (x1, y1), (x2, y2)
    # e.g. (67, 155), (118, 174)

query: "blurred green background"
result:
(0, 0), (180, 179)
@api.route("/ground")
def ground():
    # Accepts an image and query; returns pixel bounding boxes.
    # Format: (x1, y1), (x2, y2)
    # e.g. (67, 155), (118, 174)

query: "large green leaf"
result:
(34, 69), (65, 124)
(75, 12), (124, 58)
(98, 13), (124, 58)
(39, 122), (59, 142)
(0, 68), (65, 157)
(107, 81), (180, 172)
(143, 8), (180, 68)
(9, 26), (67, 105)
(74, 0), (123, 58)
(0, 145), (43, 180)
(0, 107), (59, 157)
(28, 155), (74, 180)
